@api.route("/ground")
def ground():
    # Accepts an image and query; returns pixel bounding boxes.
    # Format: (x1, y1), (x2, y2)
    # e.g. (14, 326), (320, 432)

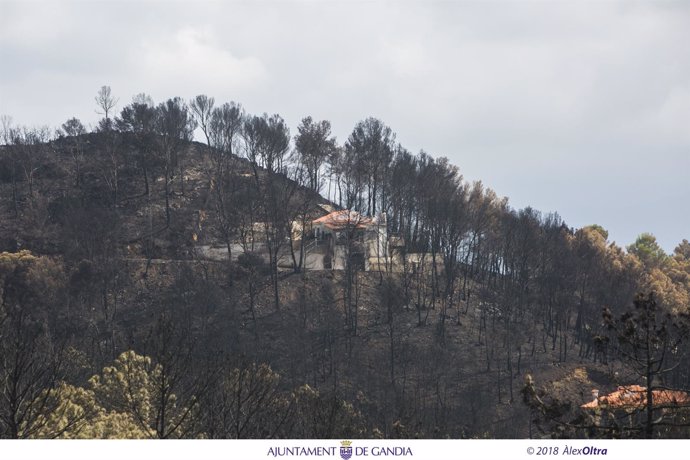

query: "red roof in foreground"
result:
(581, 385), (690, 410)
(312, 210), (375, 231)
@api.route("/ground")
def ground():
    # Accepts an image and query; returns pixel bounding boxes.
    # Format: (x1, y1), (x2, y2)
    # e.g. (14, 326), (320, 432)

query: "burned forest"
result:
(2, 91), (690, 439)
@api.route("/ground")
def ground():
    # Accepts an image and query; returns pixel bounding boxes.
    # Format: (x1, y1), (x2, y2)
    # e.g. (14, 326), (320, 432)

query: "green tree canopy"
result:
(627, 233), (668, 269)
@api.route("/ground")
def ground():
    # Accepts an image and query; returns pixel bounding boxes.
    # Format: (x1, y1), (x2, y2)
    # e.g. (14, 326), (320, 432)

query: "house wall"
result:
(333, 246), (347, 270)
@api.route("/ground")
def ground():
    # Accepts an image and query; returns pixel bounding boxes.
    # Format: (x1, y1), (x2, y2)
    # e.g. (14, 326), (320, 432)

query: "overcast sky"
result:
(1, 0), (689, 251)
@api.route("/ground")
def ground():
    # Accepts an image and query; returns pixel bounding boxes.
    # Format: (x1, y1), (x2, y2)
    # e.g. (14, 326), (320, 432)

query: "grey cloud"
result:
(1, 0), (689, 251)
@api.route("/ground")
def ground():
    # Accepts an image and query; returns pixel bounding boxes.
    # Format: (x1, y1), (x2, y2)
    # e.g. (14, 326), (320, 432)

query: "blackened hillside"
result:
(2, 107), (690, 439)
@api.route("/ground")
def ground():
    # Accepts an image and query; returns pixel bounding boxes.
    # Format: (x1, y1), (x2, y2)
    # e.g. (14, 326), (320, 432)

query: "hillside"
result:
(1, 111), (690, 439)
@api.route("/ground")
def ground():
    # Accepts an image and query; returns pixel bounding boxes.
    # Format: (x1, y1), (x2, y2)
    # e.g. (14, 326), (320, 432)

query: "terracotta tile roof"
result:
(312, 210), (374, 231)
(581, 385), (690, 410)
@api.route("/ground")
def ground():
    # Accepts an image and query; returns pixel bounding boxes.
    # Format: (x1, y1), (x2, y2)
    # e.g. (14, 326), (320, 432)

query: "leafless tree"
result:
(95, 85), (118, 131)
(1, 115), (13, 145)
(154, 97), (196, 227)
(58, 118), (87, 188)
(293, 117), (337, 192)
(244, 113), (293, 311)
(190, 94), (215, 147)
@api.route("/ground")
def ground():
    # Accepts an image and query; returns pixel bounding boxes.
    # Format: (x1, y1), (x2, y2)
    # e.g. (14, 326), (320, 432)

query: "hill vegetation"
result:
(1, 88), (690, 438)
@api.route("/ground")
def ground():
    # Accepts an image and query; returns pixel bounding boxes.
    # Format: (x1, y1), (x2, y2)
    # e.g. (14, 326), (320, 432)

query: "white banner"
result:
(1, 439), (689, 460)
